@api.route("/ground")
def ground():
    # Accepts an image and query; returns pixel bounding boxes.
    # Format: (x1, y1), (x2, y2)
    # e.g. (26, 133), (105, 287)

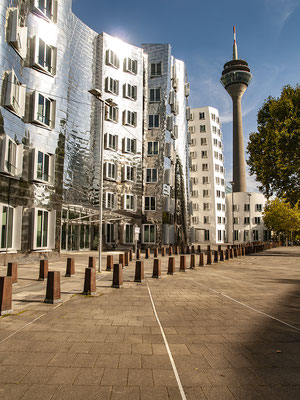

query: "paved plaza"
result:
(0, 246), (299, 399)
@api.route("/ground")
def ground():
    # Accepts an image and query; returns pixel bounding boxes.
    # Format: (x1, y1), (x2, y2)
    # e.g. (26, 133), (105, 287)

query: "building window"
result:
(203, 203), (211, 211)
(7, 7), (28, 59)
(192, 216), (199, 224)
(191, 190), (198, 198)
(200, 125), (206, 132)
(33, 92), (56, 129)
(104, 133), (118, 151)
(233, 204), (239, 212)
(216, 177), (220, 185)
(33, 208), (55, 250)
(0, 135), (23, 177)
(123, 137), (136, 154)
(150, 88), (161, 102)
(222, 204), (226, 211)
(204, 216), (210, 224)
(125, 224), (134, 243)
(201, 151), (208, 158)
(104, 192), (115, 209)
(106, 223), (115, 243)
(217, 203), (222, 211)
(201, 138), (207, 145)
(233, 217), (239, 224)
(124, 57), (137, 74)
(213, 139), (218, 146)
(4, 70), (26, 118)
(216, 190), (221, 198)
(191, 165), (197, 172)
(217, 217), (222, 224)
(234, 230), (239, 241)
(145, 197), (156, 211)
(123, 165), (135, 182)
(32, 149), (55, 184)
(199, 112), (205, 120)
(106, 104), (119, 123)
(150, 62), (162, 77)
(124, 195), (135, 211)
(191, 177), (198, 185)
(214, 151), (219, 159)
(255, 217), (261, 224)
(147, 141), (159, 155)
(146, 168), (157, 183)
(253, 230), (259, 241)
(123, 84), (137, 100)
(192, 203), (199, 211)
(255, 204), (262, 212)
(203, 190), (210, 198)
(143, 225), (155, 243)
(221, 179), (225, 186)
(244, 217), (250, 224)
(220, 166), (224, 173)
(33, 0), (56, 21)
(106, 49), (120, 68)
(244, 204), (250, 211)
(218, 230), (222, 241)
(149, 114), (159, 128)
(204, 230), (210, 241)
(104, 162), (117, 180)
(0, 205), (13, 250)
(105, 77), (119, 95)
(123, 110), (137, 127)
(33, 36), (57, 75)
(215, 164), (220, 172)
(190, 151), (197, 159)
(202, 163), (209, 171)
(202, 177), (209, 184)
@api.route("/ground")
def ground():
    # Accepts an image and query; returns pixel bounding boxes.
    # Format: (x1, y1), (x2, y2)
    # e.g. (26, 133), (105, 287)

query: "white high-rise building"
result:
(189, 107), (226, 244)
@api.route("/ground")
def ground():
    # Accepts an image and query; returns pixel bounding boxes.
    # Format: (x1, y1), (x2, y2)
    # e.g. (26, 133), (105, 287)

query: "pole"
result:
(248, 193), (251, 244)
(230, 181), (234, 246)
(98, 102), (105, 273)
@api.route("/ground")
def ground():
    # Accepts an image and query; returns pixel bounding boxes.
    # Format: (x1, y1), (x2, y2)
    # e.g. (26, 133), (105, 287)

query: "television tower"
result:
(220, 26), (252, 192)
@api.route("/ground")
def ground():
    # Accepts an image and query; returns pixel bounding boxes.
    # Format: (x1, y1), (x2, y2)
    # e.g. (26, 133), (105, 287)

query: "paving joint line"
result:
(147, 280), (187, 400)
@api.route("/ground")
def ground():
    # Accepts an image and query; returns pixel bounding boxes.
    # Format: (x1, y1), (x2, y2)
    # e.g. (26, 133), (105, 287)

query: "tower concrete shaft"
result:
(226, 83), (247, 192)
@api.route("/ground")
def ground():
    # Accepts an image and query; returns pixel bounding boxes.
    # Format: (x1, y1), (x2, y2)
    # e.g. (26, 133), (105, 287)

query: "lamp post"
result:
(88, 89), (112, 273)
(229, 181), (235, 246)
(247, 193), (252, 243)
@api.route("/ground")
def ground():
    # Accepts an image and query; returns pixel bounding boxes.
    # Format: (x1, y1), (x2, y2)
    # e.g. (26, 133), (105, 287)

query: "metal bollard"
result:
(45, 271), (61, 304)
(112, 264), (123, 288)
(152, 259), (161, 278)
(134, 261), (144, 282)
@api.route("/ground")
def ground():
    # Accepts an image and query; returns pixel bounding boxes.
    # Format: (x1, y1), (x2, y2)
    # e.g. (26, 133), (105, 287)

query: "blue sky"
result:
(72, 0), (300, 191)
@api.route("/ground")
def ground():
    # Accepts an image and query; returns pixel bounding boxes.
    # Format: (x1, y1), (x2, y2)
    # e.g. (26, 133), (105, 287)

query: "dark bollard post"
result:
(129, 249), (133, 261)
(233, 248), (238, 257)
(0, 277), (13, 315)
(89, 257), (96, 269)
(119, 253), (125, 269)
(214, 250), (219, 263)
(161, 247), (166, 257)
(65, 258), (75, 277)
(206, 251), (212, 265)
(154, 248), (159, 258)
(241, 247), (245, 256)
(168, 257), (175, 275)
(220, 250), (224, 262)
(229, 248), (234, 259)
(112, 264), (123, 288)
(180, 245), (185, 254)
(145, 248), (151, 259)
(218, 245), (222, 252)
(7, 262), (18, 284)
(186, 246), (190, 254)
(106, 255), (114, 271)
(225, 249), (229, 260)
(174, 246), (179, 255)
(199, 252), (204, 267)
(136, 248), (141, 260)
(134, 261), (144, 282)
(197, 245), (201, 254)
(191, 245), (195, 254)
(83, 268), (96, 295)
(124, 251), (129, 266)
(45, 271), (61, 304)
(169, 246), (173, 256)
(180, 255), (186, 272)
(39, 259), (48, 281)
(190, 254), (196, 269)
(207, 245), (211, 252)
(152, 259), (161, 278)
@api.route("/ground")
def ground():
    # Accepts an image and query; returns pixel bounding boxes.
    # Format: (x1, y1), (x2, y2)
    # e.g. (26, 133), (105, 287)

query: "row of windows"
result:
(233, 204), (263, 212)
(106, 223), (156, 244)
(106, 50), (138, 74)
(192, 203), (225, 212)
(233, 230), (269, 242)
(192, 216), (226, 225)
(190, 112), (220, 124)
(191, 164), (225, 174)
(0, 204), (55, 252)
(191, 177), (225, 186)
(189, 125), (222, 136)
(104, 193), (159, 212)
(233, 217), (262, 225)
(191, 190), (225, 199)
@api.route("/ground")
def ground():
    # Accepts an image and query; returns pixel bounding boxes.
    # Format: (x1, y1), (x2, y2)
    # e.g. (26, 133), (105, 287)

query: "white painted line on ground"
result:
(147, 282), (187, 400)
(192, 280), (300, 332)
(0, 313), (46, 344)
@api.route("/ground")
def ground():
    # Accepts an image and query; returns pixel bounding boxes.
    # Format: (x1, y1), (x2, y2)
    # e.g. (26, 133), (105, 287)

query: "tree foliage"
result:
(263, 198), (300, 235)
(247, 85), (300, 206)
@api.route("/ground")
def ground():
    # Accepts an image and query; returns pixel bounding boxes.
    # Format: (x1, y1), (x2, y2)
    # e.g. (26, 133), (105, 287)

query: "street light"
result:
(229, 181), (235, 246)
(88, 89), (113, 272)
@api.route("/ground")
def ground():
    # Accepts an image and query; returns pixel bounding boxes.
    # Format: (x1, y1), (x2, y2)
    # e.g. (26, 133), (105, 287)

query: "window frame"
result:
(104, 162), (117, 181)
(0, 134), (23, 177)
(142, 224), (156, 243)
(145, 196), (156, 211)
(124, 194), (135, 211)
(149, 88), (161, 102)
(148, 114), (160, 129)
(124, 57), (138, 74)
(5, 69), (26, 118)
(32, 148), (55, 185)
(106, 49), (120, 69)
(150, 62), (162, 77)
(123, 83), (137, 101)
(146, 168), (158, 183)
(33, 36), (57, 76)
(147, 141), (159, 156)
(32, 91), (56, 129)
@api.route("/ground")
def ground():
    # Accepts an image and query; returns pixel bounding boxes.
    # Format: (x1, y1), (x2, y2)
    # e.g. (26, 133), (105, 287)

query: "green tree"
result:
(247, 84), (300, 206)
(263, 198), (300, 242)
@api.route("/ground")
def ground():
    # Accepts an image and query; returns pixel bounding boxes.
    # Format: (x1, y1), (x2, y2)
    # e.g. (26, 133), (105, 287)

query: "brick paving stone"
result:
(21, 384), (58, 400)
(73, 367), (104, 386)
(47, 367), (80, 385)
(51, 385), (112, 400)
(152, 369), (178, 386)
(111, 386), (140, 400)
(111, 343), (131, 355)
(0, 365), (32, 384)
(182, 386), (207, 400)
(48, 353), (77, 367)
(95, 354), (119, 368)
(131, 343), (153, 355)
(20, 366), (56, 384)
(202, 386), (236, 399)
(71, 353), (98, 367)
(119, 354), (141, 368)
(101, 368), (128, 386)
(140, 386), (169, 400)
(0, 383), (29, 400)
(142, 354), (172, 369)
(128, 368), (154, 386)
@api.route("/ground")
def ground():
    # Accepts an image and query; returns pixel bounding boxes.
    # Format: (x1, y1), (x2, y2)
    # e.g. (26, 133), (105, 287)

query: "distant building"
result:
(142, 44), (191, 247)
(188, 107), (226, 244)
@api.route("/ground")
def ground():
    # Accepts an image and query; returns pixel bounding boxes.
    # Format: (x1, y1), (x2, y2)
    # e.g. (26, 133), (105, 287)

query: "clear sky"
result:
(72, 0), (300, 191)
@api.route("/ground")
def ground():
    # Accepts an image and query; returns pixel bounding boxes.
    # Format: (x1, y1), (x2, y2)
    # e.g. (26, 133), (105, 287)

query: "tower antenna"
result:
(233, 25), (238, 60)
